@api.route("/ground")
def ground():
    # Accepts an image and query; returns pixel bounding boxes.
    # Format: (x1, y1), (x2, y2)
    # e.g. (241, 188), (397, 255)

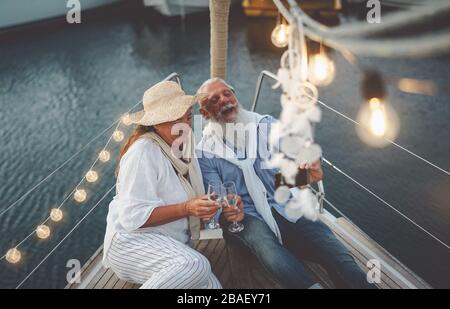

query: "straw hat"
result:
(129, 81), (207, 126)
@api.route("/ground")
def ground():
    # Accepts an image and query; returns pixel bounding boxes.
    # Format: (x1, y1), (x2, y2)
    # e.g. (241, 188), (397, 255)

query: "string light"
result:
(121, 113), (132, 126)
(308, 50), (336, 87)
(36, 225), (51, 239)
(74, 189), (87, 203)
(50, 208), (63, 222)
(113, 130), (124, 142)
(356, 71), (400, 147)
(6, 248), (21, 264)
(98, 150), (111, 162)
(271, 14), (290, 48)
(85, 170), (99, 183)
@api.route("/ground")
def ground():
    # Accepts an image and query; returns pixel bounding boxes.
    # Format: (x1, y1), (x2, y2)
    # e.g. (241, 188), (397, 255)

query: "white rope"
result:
(15, 185), (116, 289)
(0, 100), (141, 219)
(320, 157), (450, 250)
(382, 0), (426, 9)
(310, 94), (450, 176)
(275, 0), (450, 57)
(287, 0), (450, 37)
(313, 31), (450, 58)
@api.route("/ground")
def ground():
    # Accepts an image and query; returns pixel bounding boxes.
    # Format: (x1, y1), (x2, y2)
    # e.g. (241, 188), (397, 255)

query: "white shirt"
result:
(103, 138), (190, 267)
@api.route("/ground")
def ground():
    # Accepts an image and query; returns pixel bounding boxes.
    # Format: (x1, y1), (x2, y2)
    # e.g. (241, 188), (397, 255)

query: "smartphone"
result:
(275, 168), (309, 189)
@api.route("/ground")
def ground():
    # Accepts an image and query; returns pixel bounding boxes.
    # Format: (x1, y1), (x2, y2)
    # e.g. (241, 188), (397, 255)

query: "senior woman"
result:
(103, 81), (222, 289)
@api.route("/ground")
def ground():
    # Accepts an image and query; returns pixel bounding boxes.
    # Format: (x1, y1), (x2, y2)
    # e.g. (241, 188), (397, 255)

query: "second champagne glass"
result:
(222, 181), (244, 233)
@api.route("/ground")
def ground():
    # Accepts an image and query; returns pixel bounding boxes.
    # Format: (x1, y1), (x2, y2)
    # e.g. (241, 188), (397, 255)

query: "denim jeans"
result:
(220, 210), (375, 289)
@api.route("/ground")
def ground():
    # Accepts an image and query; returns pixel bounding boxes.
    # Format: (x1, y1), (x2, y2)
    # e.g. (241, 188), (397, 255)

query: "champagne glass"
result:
(222, 181), (244, 233)
(206, 182), (221, 229)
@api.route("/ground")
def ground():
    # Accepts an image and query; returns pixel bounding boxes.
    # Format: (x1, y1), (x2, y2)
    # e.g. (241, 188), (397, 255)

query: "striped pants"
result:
(106, 232), (222, 289)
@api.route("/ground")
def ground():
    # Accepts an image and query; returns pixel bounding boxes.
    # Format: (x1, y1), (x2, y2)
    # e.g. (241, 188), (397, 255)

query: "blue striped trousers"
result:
(106, 232), (222, 289)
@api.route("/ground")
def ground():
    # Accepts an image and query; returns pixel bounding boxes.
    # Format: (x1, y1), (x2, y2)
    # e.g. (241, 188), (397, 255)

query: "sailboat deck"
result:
(67, 212), (431, 289)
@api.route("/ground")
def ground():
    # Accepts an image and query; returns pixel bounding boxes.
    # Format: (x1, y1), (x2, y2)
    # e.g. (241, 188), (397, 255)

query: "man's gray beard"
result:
(210, 105), (253, 153)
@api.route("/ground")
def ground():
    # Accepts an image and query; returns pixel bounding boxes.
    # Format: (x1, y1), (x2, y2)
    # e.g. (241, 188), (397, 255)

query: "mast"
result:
(209, 0), (231, 79)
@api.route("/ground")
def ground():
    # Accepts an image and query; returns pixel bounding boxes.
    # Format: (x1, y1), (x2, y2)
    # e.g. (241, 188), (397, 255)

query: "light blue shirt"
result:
(197, 116), (292, 222)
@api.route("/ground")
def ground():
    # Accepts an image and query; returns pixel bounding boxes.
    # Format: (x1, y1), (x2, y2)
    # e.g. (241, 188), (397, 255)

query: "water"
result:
(0, 4), (449, 288)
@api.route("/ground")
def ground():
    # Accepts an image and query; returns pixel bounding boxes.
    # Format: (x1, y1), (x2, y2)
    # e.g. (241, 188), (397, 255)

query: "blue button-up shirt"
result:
(197, 116), (291, 222)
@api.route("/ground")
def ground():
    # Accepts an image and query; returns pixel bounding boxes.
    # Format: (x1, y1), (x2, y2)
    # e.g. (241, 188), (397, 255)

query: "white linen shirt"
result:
(103, 138), (190, 267)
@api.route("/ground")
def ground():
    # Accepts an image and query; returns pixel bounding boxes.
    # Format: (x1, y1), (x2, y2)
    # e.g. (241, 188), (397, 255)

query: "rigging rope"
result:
(14, 185), (116, 289)
(307, 94), (450, 176)
(0, 100), (141, 219)
(319, 158), (450, 250)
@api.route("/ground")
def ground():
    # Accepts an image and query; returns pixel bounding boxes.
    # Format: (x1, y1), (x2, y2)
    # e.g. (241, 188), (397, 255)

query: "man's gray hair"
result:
(196, 77), (235, 95)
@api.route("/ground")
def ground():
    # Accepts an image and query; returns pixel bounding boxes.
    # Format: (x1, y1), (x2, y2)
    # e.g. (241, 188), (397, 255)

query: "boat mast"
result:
(210, 0), (231, 79)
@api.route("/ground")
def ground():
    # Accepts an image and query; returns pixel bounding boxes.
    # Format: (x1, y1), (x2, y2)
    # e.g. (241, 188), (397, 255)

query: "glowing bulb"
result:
(368, 98), (386, 137)
(356, 98), (400, 148)
(50, 208), (63, 222)
(271, 23), (289, 48)
(113, 130), (124, 142)
(6, 248), (21, 264)
(308, 53), (336, 87)
(36, 225), (51, 239)
(85, 170), (99, 183)
(74, 189), (87, 203)
(121, 113), (132, 126)
(99, 150), (111, 162)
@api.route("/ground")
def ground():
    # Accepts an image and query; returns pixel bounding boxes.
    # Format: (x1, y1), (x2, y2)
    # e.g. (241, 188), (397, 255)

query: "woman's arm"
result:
(117, 140), (220, 231)
(140, 196), (220, 228)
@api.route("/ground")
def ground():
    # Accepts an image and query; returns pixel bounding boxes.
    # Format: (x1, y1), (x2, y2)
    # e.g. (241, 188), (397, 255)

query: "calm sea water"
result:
(0, 4), (449, 288)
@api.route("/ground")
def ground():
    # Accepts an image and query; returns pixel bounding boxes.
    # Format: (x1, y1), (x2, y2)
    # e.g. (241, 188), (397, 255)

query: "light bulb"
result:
(271, 23), (289, 48)
(308, 53), (336, 87)
(121, 113), (132, 126)
(98, 150), (110, 162)
(36, 225), (51, 239)
(6, 248), (21, 264)
(368, 98), (386, 137)
(85, 170), (99, 183)
(113, 130), (124, 142)
(50, 208), (63, 222)
(74, 189), (87, 203)
(356, 98), (400, 148)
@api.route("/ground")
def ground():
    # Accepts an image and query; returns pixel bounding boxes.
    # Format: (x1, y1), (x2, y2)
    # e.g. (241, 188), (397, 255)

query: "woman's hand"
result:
(185, 195), (221, 220)
(222, 195), (244, 223)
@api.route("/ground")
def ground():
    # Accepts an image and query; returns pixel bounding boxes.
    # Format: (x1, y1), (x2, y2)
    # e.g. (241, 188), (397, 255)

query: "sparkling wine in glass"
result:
(206, 182), (221, 229)
(223, 181), (244, 233)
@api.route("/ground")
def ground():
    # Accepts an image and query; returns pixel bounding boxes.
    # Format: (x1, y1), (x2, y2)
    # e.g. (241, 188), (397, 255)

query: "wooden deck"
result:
(67, 211), (432, 289)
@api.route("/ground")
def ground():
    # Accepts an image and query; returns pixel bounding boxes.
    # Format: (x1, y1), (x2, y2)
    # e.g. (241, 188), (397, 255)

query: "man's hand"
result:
(222, 195), (244, 223)
(299, 159), (324, 184)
